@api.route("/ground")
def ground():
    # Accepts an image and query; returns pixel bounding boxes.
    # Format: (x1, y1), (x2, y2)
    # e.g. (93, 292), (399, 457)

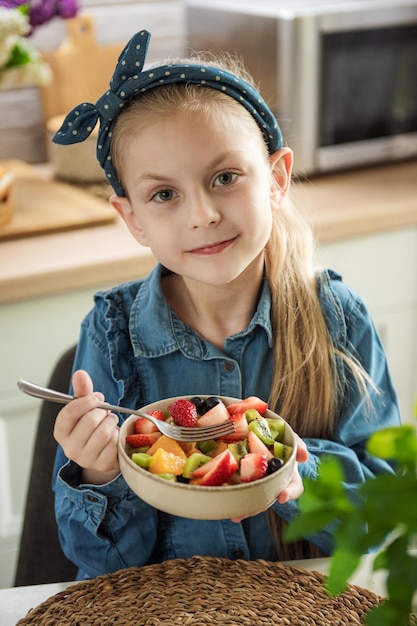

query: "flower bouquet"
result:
(0, 1), (78, 88)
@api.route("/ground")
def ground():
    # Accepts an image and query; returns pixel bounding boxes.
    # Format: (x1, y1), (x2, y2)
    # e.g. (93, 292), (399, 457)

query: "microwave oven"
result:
(187, 0), (417, 176)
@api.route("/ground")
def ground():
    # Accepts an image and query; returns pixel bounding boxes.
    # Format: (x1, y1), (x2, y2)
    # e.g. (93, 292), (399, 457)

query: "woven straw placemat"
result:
(14, 555), (406, 625)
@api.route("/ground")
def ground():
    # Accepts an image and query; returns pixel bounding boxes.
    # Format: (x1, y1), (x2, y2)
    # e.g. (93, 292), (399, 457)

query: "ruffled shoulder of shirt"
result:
(316, 268), (370, 348)
(78, 267), (164, 396)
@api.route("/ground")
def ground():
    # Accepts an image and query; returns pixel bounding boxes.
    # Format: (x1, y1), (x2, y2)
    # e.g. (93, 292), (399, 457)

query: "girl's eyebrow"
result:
(135, 151), (246, 184)
(136, 173), (169, 183)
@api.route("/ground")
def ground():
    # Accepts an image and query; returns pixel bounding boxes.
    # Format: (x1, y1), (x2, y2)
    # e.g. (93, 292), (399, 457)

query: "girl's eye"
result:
(152, 189), (177, 203)
(214, 172), (238, 187)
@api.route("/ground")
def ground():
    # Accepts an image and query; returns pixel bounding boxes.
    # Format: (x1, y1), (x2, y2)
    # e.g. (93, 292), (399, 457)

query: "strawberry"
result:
(227, 396), (268, 416)
(191, 449), (238, 486)
(168, 399), (198, 427)
(247, 430), (273, 459)
(197, 400), (229, 426)
(134, 410), (166, 434)
(191, 452), (222, 478)
(150, 409), (166, 421)
(219, 412), (249, 443)
(240, 452), (268, 483)
(126, 432), (161, 448)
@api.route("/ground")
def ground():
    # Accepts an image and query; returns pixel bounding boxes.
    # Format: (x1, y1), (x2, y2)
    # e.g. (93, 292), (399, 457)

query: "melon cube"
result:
(149, 448), (186, 476)
(147, 434), (187, 460)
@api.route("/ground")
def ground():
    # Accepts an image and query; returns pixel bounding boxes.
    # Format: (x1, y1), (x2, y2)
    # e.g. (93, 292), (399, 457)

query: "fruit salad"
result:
(126, 396), (294, 487)
(126, 396), (292, 487)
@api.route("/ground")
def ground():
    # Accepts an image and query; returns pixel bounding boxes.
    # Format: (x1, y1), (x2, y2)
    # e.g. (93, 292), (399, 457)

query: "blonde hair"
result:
(111, 53), (371, 559)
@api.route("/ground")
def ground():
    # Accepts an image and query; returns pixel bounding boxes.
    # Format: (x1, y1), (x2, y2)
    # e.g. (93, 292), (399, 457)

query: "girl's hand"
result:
(53, 370), (120, 485)
(276, 434), (308, 504)
(231, 434), (308, 522)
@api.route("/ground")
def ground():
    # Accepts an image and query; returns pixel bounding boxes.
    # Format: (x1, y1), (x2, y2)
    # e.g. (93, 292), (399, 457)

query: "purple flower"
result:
(0, 0), (79, 29)
(0, 1), (25, 8)
(57, 0), (78, 19)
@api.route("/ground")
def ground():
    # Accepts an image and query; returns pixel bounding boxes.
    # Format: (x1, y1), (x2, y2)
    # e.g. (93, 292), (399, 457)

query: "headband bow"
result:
(53, 29), (283, 196)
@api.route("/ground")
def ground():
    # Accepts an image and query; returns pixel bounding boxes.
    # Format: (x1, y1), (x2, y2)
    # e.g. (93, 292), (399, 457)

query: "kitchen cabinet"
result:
(0, 288), (112, 588)
(316, 227), (417, 424)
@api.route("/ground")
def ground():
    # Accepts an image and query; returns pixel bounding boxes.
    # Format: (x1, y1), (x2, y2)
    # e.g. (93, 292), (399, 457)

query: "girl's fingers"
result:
(72, 369), (94, 397)
(276, 464), (304, 504)
(73, 416), (120, 472)
(294, 434), (309, 463)
(53, 394), (104, 440)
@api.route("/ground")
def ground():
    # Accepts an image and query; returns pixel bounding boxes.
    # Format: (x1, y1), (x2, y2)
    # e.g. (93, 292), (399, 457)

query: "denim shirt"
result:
(53, 265), (401, 579)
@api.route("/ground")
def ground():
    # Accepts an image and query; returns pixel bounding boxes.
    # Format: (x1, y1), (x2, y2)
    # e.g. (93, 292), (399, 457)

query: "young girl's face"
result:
(112, 103), (291, 289)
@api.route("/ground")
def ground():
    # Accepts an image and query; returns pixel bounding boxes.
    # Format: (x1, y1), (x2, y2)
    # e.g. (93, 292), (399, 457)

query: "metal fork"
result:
(17, 379), (236, 442)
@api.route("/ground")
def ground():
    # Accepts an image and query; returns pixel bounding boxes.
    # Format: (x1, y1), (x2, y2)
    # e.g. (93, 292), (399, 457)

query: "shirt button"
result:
(224, 361), (234, 372)
(232, 549), (245, 559)
(87, 495), (98, 503)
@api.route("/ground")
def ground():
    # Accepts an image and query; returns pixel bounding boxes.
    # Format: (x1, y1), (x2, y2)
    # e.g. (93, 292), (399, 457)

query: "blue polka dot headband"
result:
(53, 29), (283, 196)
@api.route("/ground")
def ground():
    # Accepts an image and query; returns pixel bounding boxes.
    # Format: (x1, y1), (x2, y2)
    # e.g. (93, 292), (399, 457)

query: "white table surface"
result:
(0, 555), (387, 626)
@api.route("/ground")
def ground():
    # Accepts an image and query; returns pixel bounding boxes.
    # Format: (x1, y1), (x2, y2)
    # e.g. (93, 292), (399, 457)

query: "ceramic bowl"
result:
(118, 396), (297, 520)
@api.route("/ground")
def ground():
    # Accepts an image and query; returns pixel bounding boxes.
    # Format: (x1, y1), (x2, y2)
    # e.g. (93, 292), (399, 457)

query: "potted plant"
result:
(286, 401), (417, 626)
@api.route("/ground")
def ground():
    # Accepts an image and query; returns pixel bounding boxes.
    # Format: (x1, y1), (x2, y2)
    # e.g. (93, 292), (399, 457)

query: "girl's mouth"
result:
(189, 237), (237, 256)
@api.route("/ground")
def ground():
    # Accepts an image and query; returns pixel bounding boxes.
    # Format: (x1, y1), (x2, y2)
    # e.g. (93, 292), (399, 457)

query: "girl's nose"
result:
(187, 192), (221, 228)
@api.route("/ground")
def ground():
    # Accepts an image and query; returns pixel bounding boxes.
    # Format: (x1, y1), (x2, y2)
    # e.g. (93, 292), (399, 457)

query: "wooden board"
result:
(41, 14), (124, 120)
(0, 160), (116, 241)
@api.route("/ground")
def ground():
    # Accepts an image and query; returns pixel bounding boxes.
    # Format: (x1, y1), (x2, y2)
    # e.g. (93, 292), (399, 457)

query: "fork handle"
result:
(18, 379), (74, 404)
(17, 379), (133, 416)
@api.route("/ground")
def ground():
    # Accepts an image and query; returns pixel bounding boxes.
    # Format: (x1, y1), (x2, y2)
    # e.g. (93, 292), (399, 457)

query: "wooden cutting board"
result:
(41, 14), (124, 120)
(0, 160), (116, 241)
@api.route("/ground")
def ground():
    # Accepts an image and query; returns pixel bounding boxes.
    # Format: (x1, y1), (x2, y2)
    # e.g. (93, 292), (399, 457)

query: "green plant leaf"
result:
(285, 456), (357, 544)
(325, 547), (362, 595)
(365, 602), (413, 626)
(17, 3), (30, 16)
(5, 42), (32, 70)
(362, 475), (417, 532)
(372, 549), (388, 572)
(384, 538), (417, 605)
(286, 424), (417, 626)
(367, 425), (417, 470)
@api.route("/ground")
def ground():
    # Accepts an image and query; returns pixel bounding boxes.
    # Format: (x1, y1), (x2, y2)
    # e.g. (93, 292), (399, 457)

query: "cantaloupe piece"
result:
(211, 441), (228, 457)
(147, 434), (187, 460)
(149, 448), (186, 475)
(180, 441), (200, 457)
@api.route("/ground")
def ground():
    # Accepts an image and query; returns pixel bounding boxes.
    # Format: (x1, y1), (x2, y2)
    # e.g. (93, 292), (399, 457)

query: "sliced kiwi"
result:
(131, 452), (153, 468)
(228, 440), (248, 461)
(266, 418), (286, 442)
(130, 446), (151, 454)
(182, 452), (211, 479)
(248, 417), (274, 446)
(273, 441), (293, 462)
(197, 439), (217, 455)
(245, 409), (262, 422)
(156, 473), (177, 481)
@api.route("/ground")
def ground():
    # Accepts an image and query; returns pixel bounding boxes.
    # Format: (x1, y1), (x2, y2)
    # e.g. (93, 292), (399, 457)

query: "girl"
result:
(52, 30), (400, 580)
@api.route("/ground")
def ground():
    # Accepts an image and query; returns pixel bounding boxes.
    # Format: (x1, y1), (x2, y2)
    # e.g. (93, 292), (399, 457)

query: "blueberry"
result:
(190, 397), (205, 414)
(177, 475), (190, 484)
(202, 396), (222, 414)
(267, 457), (284, 474)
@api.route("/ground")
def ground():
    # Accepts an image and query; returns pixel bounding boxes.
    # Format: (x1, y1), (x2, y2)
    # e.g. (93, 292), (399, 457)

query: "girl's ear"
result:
(269, 147), (293, 197)
(110, 195), (149, 246)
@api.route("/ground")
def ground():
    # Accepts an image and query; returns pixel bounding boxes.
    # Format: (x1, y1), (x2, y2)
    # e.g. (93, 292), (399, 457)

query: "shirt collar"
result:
(130, 264), (273, 358)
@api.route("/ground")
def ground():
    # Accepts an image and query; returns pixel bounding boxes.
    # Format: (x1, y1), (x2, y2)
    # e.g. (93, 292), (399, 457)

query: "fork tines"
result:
(179, 421), (236, 441)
